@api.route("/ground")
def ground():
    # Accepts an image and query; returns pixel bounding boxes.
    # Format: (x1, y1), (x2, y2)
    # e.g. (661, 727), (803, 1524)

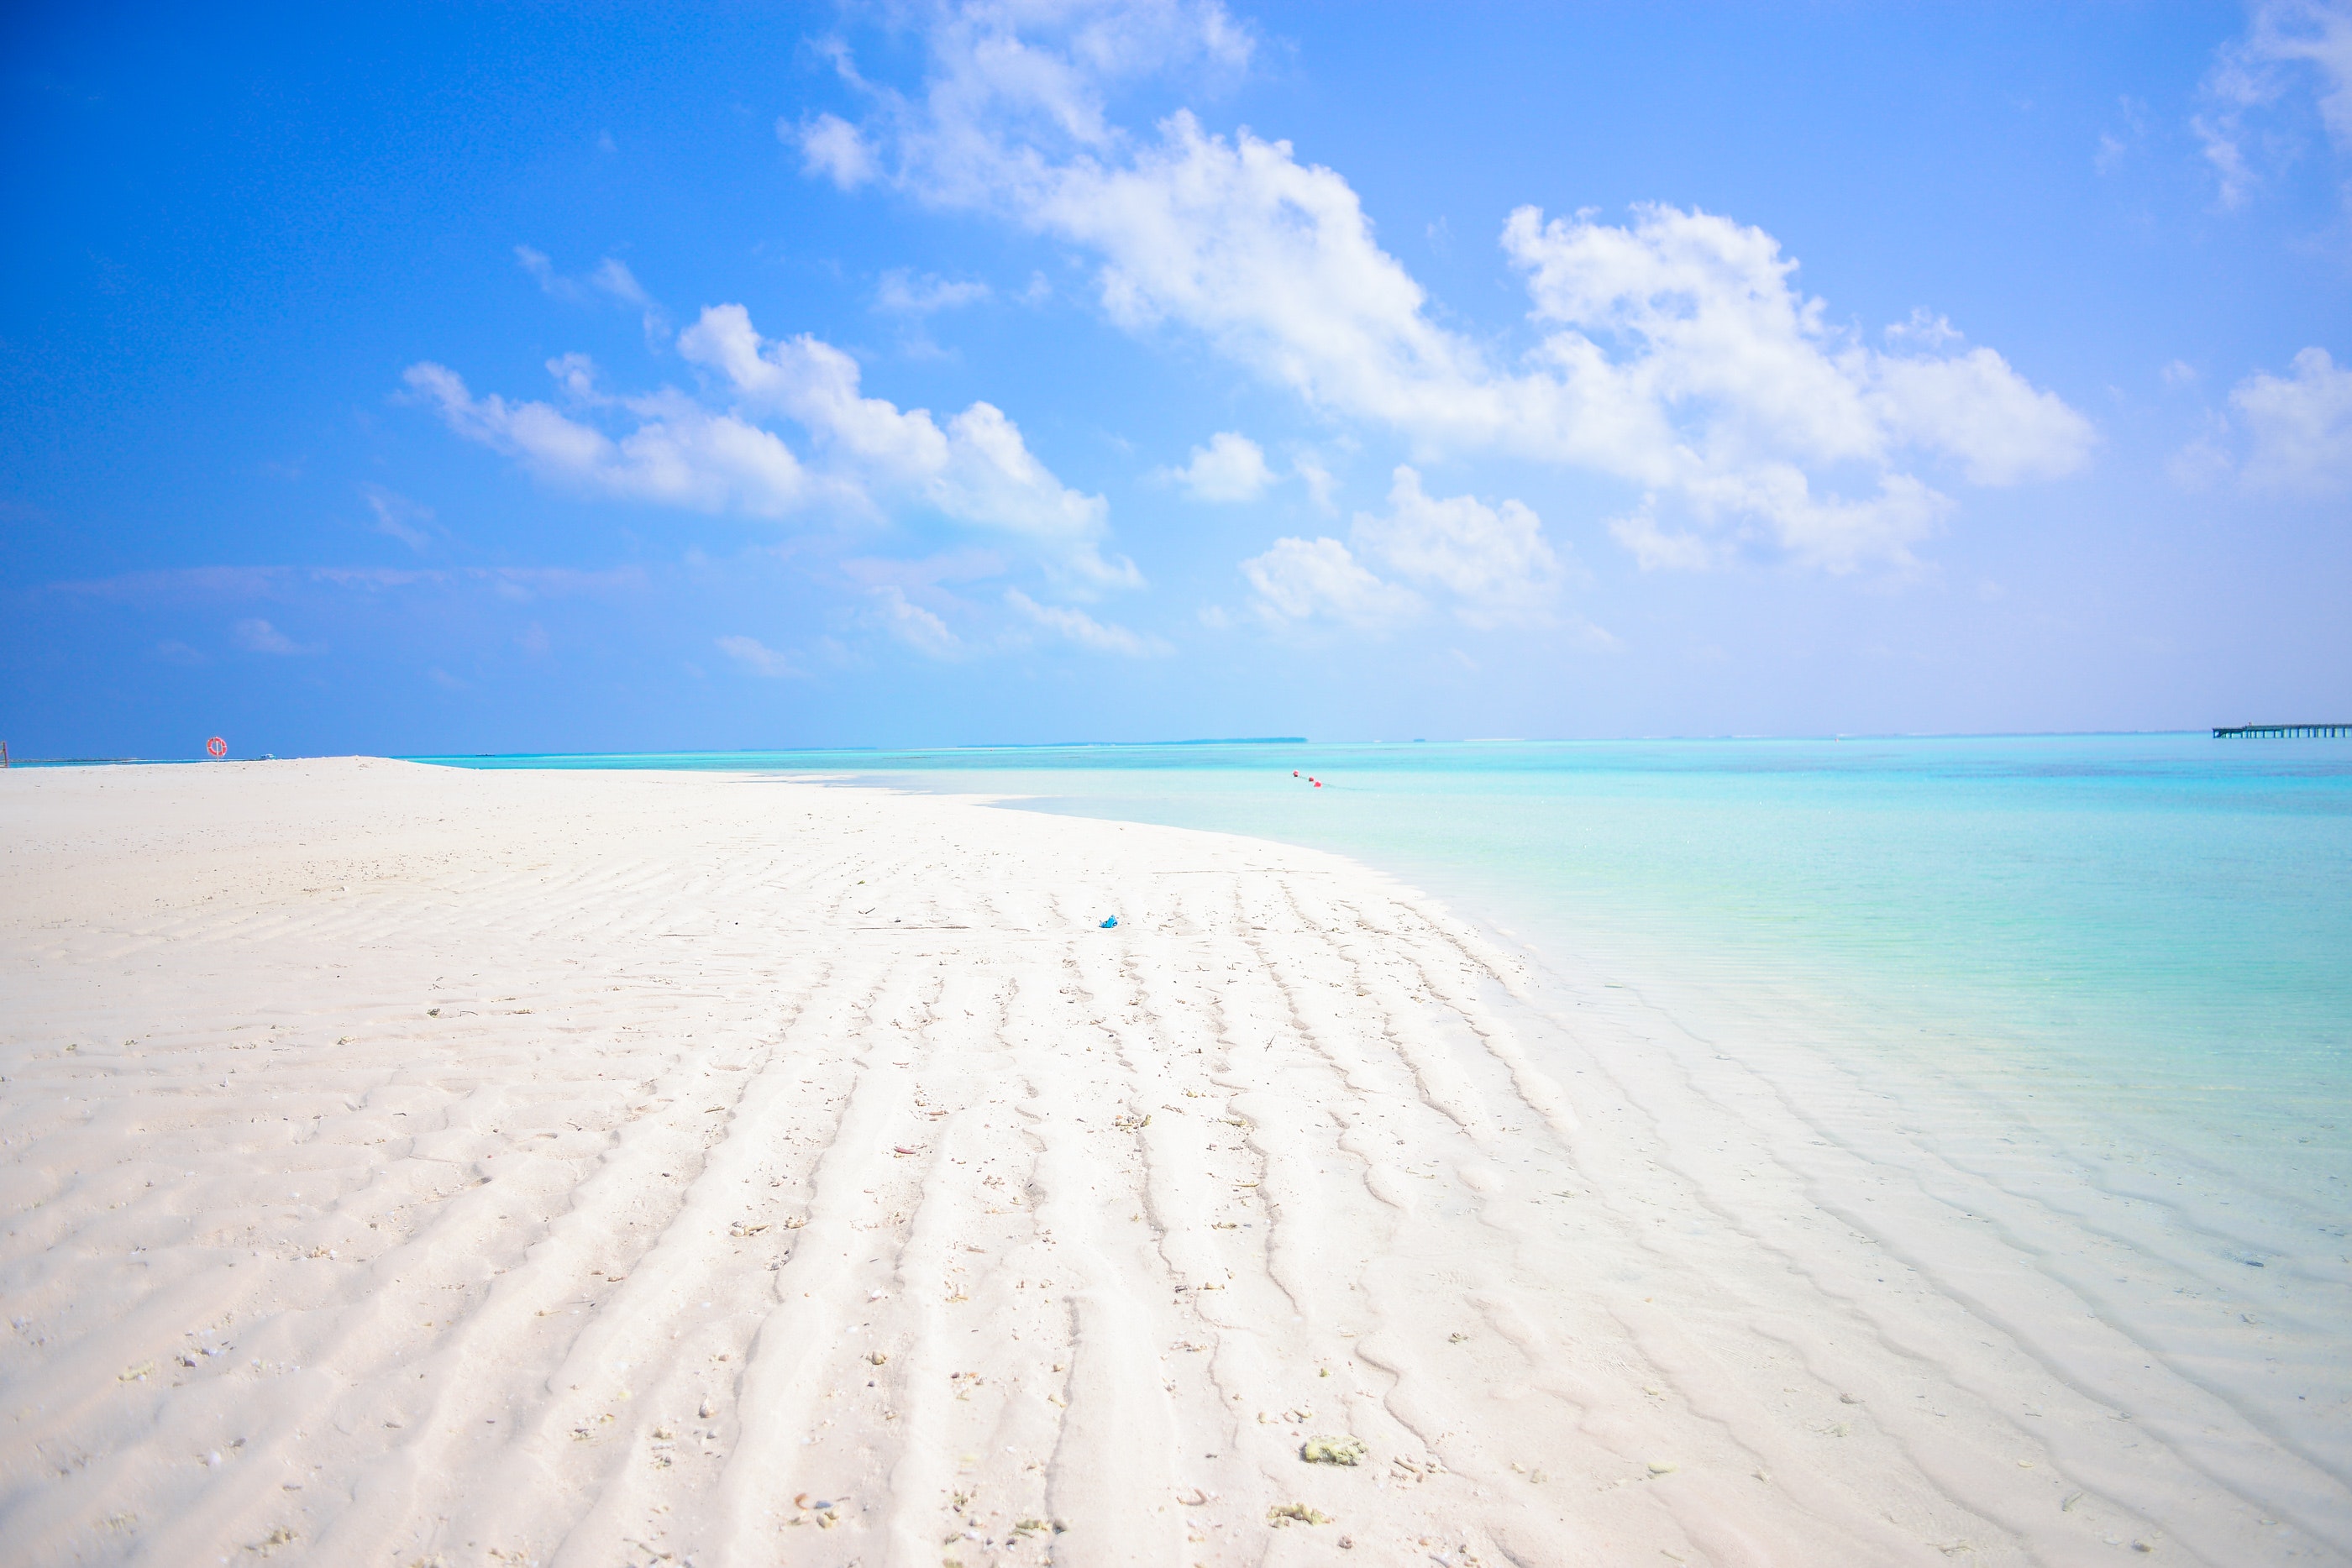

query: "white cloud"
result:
(362, 484), (435, 551)
(2229, 2), (2352, 140)
(2096, 95), (2150, 177)
(828, 0), (1254, 210)
(1157, 430), (1274, 501)
(1005, 587), (1165, 654)
(515, 244), (562, 292)
(716, 634), (800, 677)
(1503, 205), (2093, 497)
(406, 361), (816, 517)
(232, 617), (314, 655)
(876, 268), (993, 314)
(1609, 507), (1722, 572)
(515, 247), (667, 336)
(2200, 2), (2352, 205)
(1293, 452), (1338, 511)
(1349, 466), (1560, 625)
(407, 304), (1135, 589)
(1883, 308), (1962, 349)
(2193, 113), (2259, 207)
(2166, 347), (2352, 493)
(869, 585), (963, 658)
(811, 3), (2092, 574)
(2234, 346), (2352, 492)
(796, 112), (877, 189)
(590, 258), (651, 307)
(1240, 536), (1419, 627)
(676, 304), (1137, 588)
(2167, 425), (2236, 490)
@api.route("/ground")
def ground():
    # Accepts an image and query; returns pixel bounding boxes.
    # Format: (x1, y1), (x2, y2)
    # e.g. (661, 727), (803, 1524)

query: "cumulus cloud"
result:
(406, 361), (816, 517)
(1241, 466), (1565, 628)
(808, 0), (2092, 574)
(676, 304), (1137, 588)
(407, 304), (1135, 590)
(1005, 587), (1165, 654)
(1350, 466), (1560, 625)
(797, 112), (878, 189)
(2216, 346), (2352, 493)
(1500, 204), (2087, 565)
(716, 634), (800, 677)
(1157, 430), (1275, 501)
(1240, 536), (1419, 627)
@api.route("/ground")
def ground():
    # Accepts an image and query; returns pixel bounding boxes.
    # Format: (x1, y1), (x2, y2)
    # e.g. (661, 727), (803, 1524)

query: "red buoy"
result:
(206, 736), (228, 758)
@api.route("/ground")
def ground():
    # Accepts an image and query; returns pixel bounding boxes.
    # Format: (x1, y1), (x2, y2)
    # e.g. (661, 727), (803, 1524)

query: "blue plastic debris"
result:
(1099, 915), (1118, 929)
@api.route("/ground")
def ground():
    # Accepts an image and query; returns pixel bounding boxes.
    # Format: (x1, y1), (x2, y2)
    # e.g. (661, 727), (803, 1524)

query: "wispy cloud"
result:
(232, 617), (318, 656)
(868, 585), (963, 658)
(1005, 587), (1167, 655)
(2198, 1), (2352, 208)
(716, 633), (801, 677)
(874, 268), (992, 314)
(361, 484), (436, 552)
(514, 245), (670, 338)
(48, 563), (646, 605)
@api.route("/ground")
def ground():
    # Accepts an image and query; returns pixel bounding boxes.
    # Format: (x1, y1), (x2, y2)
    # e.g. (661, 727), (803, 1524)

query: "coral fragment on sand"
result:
(1301, 1434), (1369, 1466)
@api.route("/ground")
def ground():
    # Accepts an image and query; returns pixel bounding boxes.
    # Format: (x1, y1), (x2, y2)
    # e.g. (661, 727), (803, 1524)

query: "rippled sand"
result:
(2, 759), (2339, 1565)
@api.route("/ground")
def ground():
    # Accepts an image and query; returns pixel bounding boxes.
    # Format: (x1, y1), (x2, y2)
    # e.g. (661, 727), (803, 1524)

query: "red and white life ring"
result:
(206, 736), (227, 758)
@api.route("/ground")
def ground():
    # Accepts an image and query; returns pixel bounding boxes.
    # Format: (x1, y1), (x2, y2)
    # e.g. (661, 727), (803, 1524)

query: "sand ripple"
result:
(1, 759), (2340, 1565)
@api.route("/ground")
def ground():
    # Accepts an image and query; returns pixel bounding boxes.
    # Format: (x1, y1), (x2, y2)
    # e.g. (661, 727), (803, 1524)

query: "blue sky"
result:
(4, 1), (2349, 756)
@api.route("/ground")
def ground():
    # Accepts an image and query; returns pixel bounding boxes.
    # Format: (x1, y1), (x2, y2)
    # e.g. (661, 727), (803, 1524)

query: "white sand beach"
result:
(2, 759), (2339, 1567)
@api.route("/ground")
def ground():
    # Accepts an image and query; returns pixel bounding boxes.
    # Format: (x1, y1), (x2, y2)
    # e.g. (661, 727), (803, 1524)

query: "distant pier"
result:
(2213, 723), (2351, 738)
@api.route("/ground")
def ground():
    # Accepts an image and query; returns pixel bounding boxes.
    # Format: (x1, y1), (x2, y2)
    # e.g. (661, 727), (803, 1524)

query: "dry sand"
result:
(1, 759), (2337, 1566)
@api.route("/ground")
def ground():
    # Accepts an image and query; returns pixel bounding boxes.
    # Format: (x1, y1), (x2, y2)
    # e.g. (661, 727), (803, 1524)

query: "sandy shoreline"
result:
(2, 759), (2339, 1566)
